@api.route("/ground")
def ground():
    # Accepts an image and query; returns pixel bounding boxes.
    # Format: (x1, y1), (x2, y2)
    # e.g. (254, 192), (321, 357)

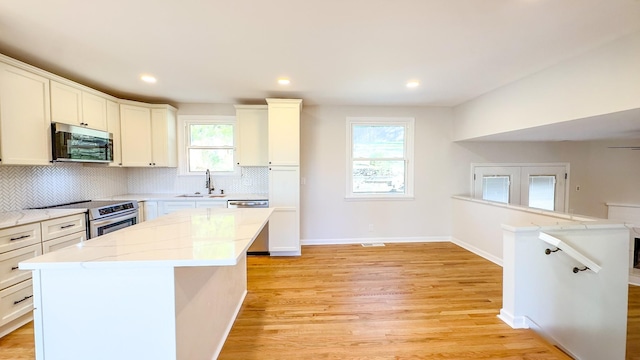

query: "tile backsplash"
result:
(0, 164), (268, 212)
(127, 166), (269, 195)
(0, 163), (128, 212)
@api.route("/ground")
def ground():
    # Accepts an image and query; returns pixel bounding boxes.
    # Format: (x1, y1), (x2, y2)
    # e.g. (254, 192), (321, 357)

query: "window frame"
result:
(345, 117), (415, 200)
(177, 115), (239, 176)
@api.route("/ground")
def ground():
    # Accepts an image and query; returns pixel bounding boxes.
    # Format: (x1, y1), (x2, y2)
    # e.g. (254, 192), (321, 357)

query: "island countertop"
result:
(20, 207), (273, 270)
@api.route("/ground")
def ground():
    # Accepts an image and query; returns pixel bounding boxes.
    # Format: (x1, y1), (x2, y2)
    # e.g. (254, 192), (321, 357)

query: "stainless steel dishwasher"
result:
(227, 200), (269, 255)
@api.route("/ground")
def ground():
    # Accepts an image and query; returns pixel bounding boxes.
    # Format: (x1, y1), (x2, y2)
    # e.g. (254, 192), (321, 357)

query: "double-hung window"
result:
(346, 117), (414, 199)
(178, 115), (236, 175)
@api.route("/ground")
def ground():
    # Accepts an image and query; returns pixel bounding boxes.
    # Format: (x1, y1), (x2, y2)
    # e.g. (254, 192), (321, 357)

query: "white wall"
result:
(453, 31), (640, 141)
(300, 105), (455, 243)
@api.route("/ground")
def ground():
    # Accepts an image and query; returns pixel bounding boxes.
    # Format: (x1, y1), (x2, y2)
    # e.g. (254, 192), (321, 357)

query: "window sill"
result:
(344, 195), (414, 201)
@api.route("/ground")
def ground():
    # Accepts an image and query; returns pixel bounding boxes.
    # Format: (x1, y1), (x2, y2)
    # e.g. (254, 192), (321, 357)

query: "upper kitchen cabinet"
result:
(106, 100), (122, 167)
(0, 63), (51, 166)
(235, 105), (268, 166)
(50, 81), (108, 131)
(120, 102), (177, 167)
(266, 98), (302, 166)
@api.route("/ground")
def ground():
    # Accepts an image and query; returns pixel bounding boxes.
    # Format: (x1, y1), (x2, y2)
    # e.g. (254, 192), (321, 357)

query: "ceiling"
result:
(0, 1), (640, 140)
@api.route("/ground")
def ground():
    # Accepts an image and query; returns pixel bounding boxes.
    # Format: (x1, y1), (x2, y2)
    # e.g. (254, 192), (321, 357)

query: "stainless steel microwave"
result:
(51, 123), (113, 163)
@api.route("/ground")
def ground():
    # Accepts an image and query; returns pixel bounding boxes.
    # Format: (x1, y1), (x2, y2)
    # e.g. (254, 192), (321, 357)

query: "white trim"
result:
(176, 115), (238, 177)
(450, 236), (503, 267)
(345, 117), (415, 200)
(497, 309), (530, 329)
(301, 236), (449, 246)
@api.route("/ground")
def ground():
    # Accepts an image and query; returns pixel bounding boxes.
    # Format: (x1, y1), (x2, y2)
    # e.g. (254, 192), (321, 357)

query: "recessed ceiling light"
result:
(278, 78), (291, 85)
(406, 80), (420, 88)
(141, 75), (157, 83)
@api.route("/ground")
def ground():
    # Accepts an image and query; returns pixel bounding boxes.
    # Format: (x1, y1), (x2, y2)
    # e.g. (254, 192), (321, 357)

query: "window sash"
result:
(177, 115), (237, 176)
(346, 117), (414, 199)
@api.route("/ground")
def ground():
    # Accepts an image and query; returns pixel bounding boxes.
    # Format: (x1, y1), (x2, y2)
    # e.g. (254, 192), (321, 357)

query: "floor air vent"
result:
(361, 243), (385, 247)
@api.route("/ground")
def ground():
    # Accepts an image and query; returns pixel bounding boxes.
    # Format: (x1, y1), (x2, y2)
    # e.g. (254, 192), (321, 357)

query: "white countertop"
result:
(101, 193), (268, 202)
(20, 207), (273, 270)
(0, 208), (87, 229)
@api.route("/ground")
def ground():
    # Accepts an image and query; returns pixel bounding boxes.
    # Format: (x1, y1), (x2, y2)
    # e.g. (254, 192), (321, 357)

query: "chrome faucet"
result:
(205, 169), (215, 194)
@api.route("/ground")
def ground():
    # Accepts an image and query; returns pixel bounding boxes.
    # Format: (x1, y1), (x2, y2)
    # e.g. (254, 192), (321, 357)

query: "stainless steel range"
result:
(37, 200), (139, 238)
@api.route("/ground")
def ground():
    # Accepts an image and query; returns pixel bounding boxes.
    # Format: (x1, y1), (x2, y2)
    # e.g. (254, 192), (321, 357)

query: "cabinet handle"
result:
(149, 163), (152, 166)
(10, 235), (30, 241)
(13, 295), (33, 305)
(11, 266), (19, 271)
(60, 224), (75, 229)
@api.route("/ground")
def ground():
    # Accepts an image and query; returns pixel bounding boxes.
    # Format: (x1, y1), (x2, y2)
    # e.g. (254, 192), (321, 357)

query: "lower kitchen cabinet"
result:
(0, 279), (33, 329)
(268, 166), (300, 255)
(42, 231), (86, 253)
(143, 201), (158, 221)
(160, 201), (196, 215)
(0, 213), (85, 338)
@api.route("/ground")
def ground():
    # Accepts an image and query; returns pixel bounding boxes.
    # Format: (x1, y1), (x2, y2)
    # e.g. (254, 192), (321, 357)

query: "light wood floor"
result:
(1, 243), (638, 359)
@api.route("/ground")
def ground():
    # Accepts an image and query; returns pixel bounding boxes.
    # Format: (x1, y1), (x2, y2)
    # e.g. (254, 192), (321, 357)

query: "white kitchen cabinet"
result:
(0, 223), (41, 254)
(0, 222), (43, 338)
(160, 201), (196, 215)
(0, 244), (41, 292)
(40, 213), (86, 254)
(0, 279), (33, 328)
(120, 103), (177, 167)
(151, 108), (177, 167)
(106, 100), (122, 166)
(42, 232), (85, 254)
(0, 63), (51, 166)
(268, 166), (300, 254)
(81, 91), (107, 131)
(195, 200), (227, 209)
(235, 105), (268, 166)
(266, 98), (302, 166)
(40, 213), (85, 242)
(143, 201), (159, 221)
(50, 81), (108, 131)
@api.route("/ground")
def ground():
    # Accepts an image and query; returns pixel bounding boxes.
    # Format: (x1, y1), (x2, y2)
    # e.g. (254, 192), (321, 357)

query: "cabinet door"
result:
(0, 279), (33, 327)
(151, 108), (177, 167)
(268, 209), (300, 254)
(235, 105), (268, 166)
(144, 201), (158, 221)
(267, 99), (301, 166)
(81, 92), (107, 131)
(50, 81), (82, 126)
(0, 63), (51, 165)
(160, 201), (196, 215)
(195, 201), (227, 209)
(268, 166), (300, 254)
(0, 244), (41, 290)
(120, 104), (153, 166)
(42, 232), (85, 254)
(106, 100), (122, 166)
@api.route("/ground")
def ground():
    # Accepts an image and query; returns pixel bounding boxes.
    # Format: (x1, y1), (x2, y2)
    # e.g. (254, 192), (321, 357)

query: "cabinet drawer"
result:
(41, 214), (86, 241)
(0, 279), (33, 327)
(0, 244), (41, 291)
(160, 201), (195, 215)
(0, 223), (41, 254)
(43, 232), (86, 254)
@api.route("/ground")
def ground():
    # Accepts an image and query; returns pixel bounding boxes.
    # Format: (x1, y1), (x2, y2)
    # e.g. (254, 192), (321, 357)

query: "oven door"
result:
(89, 210), (138, 238)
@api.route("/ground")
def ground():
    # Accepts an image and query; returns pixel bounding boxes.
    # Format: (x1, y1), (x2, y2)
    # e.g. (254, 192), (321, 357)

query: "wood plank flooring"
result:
(0, 243), (638, 359)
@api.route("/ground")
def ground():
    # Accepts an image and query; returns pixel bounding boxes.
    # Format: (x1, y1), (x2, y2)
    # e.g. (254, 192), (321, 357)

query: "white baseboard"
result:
(450, 237), (503, 267)
(301, 236), (450, 246)
(497, 309), (529, 329)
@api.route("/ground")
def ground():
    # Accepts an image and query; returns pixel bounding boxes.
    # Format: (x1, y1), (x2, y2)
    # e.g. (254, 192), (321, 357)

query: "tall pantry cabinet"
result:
(266, 98), (302, 255)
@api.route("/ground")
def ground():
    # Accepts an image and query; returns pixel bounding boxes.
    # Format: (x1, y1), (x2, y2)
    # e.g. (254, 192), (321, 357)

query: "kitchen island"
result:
(20, 207), (273, 360)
